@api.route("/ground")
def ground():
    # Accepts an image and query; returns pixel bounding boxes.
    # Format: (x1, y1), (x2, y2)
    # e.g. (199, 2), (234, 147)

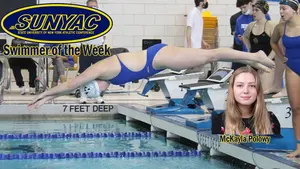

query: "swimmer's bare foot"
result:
(249, 62), (272, 73)
(256, 50), (275, 69)
(286, 145), (300, 158)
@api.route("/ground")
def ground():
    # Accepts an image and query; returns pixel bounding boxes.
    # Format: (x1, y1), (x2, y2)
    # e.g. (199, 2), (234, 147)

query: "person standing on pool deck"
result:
(270, 0), (300, 158)
(28, 44), (275, 110)
(185, 0), (210, 49)
(264, 18), (288, 98)
(78, 0), (106, 104)
(185, 0), (211, 78)
(242, 0), (276, 91)
(230, 0), (244, 52)
(233, 0), (271, 70)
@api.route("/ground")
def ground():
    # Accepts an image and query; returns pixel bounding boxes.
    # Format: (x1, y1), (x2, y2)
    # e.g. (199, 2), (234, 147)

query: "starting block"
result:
(144, 68), (234, 115)
(146, 89), (204, 114)
(139, 70), (202, 98)
(179, 68), (234, 111)
(140, 70), (204, 114)
(185, 114), (212, 130)
(265, 95), (292, 128)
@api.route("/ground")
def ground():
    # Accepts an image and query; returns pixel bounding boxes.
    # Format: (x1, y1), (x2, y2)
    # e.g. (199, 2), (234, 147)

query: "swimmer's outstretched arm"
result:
(28, 61), (107, 109)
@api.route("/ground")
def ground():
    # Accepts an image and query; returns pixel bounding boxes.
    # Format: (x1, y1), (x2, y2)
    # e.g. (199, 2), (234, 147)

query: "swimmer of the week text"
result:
(2, 44), (111, 57)
(219, 135), (271, 144)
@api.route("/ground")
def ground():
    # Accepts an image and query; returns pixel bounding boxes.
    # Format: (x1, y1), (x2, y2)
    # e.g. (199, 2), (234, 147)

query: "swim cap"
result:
(280, 0), (299, 11)
(80, 80), (101, 98)
(253, 0), (269, 14)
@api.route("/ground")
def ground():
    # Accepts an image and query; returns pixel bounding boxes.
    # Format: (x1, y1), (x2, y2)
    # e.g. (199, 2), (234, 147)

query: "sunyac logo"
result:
(1, 3), (113, 44)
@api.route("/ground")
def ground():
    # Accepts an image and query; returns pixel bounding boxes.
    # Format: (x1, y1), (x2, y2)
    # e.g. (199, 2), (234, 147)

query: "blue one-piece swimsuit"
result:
(109, 43), (167, 85)
(282, 23), (300, 76)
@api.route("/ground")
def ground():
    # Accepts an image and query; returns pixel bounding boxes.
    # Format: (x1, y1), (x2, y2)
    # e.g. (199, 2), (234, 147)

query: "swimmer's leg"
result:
(157, 47), (274, 72)
(285, 68), (300, 158)
(264, 54), (286, 95)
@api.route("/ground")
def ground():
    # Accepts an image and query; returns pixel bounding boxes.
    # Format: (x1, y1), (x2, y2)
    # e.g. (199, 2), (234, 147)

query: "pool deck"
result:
(0, 82), (300, 169)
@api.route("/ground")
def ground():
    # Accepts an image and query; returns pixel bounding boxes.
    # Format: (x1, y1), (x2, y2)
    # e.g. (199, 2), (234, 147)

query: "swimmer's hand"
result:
(28, 94), (55, 110)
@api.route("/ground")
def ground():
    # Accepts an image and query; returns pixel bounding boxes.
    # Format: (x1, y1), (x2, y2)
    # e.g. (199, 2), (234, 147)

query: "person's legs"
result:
(54, 58), (67, 83)
(155, 47), (275, 72)
(9, 59), (25, 94)
(78, 54), (92, 103)
(264, 54), (287, 95)
(26, 59), (37, 95)
(52, 63), (59, 88)
(63, 61), (72, 78)
(272, 70), (288, 98)
(259, 68), (275, 93)
(285, 68), (300, 158)
(78, 55), (92, 74)
(271, 38), (288, 97)
(91, 56), (105, 104)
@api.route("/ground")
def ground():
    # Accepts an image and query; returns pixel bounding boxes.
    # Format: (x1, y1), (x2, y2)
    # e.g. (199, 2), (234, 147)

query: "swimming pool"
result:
(0, 114), (254, 169)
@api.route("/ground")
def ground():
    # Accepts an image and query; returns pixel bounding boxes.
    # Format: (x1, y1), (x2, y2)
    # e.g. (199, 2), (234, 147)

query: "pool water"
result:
(0, 116), (254, 169)
(0, 118), (138, 134)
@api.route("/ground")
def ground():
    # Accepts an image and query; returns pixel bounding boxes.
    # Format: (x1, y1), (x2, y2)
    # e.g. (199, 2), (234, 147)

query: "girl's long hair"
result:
(224, 66), (272, 135)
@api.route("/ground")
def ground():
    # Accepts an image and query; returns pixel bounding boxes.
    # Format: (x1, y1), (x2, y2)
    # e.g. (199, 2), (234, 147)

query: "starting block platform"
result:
(140, 71), (202, 99)
(118, 104), (300, 169)
(140, 71), (205, 115)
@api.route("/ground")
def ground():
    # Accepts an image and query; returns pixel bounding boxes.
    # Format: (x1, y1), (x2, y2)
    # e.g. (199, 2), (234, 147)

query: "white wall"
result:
(0, 0), (281, 51)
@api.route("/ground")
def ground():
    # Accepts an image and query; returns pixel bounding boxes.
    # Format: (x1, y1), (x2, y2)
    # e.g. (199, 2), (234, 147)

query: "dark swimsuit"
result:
(282, 23), (300, 76)
(109, 43), (167, 85)
(250, 21), (272, 56)
(249, 21), (272, 71)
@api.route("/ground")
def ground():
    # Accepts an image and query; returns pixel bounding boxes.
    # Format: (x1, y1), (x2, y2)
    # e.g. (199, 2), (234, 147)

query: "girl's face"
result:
(252, 6), (265, 21)
(233, 73), (258, 107)
(280, 4), (296, 21)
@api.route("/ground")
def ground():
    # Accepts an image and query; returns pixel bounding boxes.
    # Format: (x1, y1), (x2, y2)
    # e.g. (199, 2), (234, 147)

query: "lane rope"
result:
(0, 132), (152, 140)
(0, 150), (201, 160)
